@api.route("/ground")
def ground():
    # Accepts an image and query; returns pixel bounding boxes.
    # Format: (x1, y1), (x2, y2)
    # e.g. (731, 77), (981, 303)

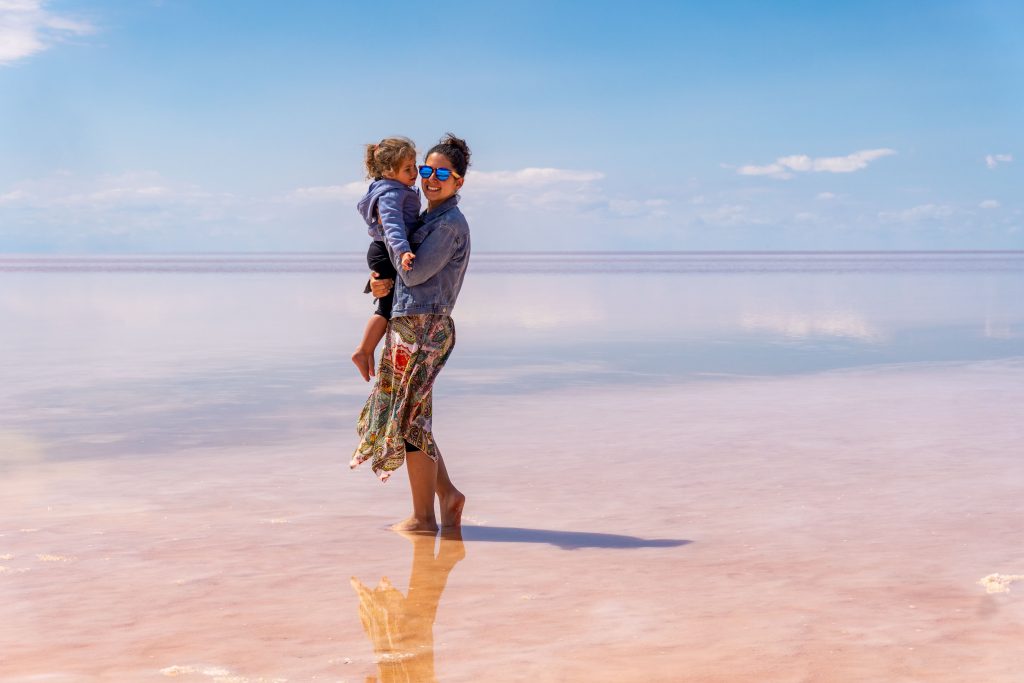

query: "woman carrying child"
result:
(351, 134), (473, 533)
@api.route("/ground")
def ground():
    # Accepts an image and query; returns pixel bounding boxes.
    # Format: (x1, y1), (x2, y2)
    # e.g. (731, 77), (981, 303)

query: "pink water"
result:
(1, 256), (1023, 682)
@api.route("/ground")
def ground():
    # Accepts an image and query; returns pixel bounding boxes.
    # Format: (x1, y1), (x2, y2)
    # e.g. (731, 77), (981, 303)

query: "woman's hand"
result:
(369, 272), (394, 298)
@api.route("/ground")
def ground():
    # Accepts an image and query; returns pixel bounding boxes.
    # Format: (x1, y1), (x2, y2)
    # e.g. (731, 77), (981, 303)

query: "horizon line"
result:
(2, 249), (1023, 257)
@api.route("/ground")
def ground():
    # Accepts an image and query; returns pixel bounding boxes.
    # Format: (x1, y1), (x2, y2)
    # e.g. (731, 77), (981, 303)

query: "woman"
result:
(350, 133), (472, 533)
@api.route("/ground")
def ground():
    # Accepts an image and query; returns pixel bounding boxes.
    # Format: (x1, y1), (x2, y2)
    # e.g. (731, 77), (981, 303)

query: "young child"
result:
(351, 137), (422, 381)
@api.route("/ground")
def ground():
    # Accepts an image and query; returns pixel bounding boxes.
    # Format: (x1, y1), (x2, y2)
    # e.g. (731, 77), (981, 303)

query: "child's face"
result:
(384, 154), (418, 187)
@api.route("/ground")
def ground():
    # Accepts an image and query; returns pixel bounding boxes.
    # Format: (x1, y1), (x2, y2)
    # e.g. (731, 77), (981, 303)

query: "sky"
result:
(0, 0), (1022, 253)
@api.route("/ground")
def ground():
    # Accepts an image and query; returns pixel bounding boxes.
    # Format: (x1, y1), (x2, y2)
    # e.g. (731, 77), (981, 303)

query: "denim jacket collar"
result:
(422, 194), (460, 221)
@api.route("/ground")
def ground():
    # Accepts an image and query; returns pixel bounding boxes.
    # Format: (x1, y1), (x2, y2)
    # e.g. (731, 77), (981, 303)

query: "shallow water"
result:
(1, 253), (1023, 682)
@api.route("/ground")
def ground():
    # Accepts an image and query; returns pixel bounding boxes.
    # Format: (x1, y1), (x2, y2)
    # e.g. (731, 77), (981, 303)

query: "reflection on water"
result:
(1, 253), (1021, 462)
(347, 526), (687, 683)
(351, 530), (466, 683)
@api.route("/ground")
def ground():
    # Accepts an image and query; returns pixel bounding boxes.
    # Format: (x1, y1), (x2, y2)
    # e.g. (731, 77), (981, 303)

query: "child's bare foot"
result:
(350, 349), (374, 382)
(440, 489), (465, 528)
(390, 516), (439, 533)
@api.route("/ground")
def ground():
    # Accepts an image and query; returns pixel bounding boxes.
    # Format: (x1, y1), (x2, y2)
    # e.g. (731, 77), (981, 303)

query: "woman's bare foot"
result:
(390, 516), (438, 533)
(437, 527), (466, 563)
(439, 489), (465, 528)
(350, 349), (375, 382)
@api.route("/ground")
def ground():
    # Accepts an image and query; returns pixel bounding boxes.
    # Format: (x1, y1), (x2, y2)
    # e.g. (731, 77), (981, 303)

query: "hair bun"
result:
(428, 133), (471, 176)
(441, 133), (471, 166)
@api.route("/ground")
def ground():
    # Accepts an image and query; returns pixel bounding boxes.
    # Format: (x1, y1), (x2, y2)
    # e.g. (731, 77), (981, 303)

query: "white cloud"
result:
(465, 167), (620, 215)
(738, 148), (896, 179)
(607, 198), (669, 218)
(699, 204), (757, 227)
(878, 204), (954, 224)
(0, 188), (28, 204)
(0, 0), (94, 66)
(816, 192), (837, 200)
(735, 162), (792, 179)
(469, 168), (604, 190)
(812, 149), (896, 173)
(979, 199), (1001, 209)
(287, 181), (367, 203)
(0, 171), (224, 209)
(985, 153), (1013, 169)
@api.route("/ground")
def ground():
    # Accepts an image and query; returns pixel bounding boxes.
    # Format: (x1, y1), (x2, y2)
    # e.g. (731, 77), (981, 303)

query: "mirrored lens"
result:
(418, 166), (433, 179)
(434, 168), (451, 181)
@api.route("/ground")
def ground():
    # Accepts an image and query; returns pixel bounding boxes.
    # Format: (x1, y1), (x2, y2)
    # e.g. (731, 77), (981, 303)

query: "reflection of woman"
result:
(350, 530), (466, 682)
(351, 134), (471, 533)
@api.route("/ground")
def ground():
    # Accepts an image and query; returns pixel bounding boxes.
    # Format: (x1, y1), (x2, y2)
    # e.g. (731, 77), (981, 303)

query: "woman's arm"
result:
(395, 223), (460, 287)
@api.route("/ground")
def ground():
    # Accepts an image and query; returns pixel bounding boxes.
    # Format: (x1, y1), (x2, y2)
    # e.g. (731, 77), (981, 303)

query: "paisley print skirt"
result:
(351, 314), (455, 482)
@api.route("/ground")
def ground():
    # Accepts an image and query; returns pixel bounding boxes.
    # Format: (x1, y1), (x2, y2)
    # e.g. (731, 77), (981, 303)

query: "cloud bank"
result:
(3, 164), (1020, 252)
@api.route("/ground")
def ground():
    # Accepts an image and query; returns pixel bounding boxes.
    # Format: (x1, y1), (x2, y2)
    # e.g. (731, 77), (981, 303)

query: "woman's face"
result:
(420, 152), (463, 207)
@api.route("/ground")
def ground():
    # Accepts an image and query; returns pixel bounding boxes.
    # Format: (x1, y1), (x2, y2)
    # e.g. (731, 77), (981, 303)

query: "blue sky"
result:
(1, 0), (1021, 252)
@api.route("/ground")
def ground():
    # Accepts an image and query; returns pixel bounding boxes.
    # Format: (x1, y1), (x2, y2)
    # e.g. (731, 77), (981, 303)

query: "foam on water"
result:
(979, 574), (1024, 594)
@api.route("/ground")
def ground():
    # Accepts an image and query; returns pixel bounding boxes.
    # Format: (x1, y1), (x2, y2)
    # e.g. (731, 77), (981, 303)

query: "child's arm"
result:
(376, 190), (413, 268)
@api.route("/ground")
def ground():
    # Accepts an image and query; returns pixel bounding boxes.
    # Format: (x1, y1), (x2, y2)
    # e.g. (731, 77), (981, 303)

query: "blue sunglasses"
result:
(418, 165), (462, 182)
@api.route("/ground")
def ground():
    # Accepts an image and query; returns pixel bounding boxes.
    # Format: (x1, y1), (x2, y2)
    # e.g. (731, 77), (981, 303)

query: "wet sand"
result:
(2, 358), (1023, 682)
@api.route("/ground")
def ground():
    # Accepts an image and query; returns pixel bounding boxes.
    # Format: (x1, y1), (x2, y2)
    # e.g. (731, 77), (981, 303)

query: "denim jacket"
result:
(391, 195), (470, 318)
(357, 179), (422, 257)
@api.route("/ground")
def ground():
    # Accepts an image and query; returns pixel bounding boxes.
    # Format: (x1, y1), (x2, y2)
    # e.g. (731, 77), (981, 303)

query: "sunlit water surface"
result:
(1, 253), (1023, 682)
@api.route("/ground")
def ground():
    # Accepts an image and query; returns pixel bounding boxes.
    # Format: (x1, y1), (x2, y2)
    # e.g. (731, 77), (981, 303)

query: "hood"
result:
(357, 178), (411, 227)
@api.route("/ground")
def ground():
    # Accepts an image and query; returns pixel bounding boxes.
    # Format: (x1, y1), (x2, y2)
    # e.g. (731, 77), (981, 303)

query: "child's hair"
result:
(426, 133), (471, 176)
(364, 136), (416, 180)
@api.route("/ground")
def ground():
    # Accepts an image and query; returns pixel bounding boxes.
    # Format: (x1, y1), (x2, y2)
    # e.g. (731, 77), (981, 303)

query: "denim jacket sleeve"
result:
(376, 189), (412, 257)
(395, 221), (460, 287)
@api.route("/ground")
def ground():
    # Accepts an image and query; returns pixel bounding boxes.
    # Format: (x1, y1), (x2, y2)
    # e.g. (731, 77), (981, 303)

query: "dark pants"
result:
(365, 240), (396, 320)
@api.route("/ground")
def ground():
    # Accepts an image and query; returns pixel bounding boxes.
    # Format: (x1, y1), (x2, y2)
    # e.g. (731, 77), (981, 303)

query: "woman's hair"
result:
(426, 133), (471, 176)
(364, 136), (416, 180)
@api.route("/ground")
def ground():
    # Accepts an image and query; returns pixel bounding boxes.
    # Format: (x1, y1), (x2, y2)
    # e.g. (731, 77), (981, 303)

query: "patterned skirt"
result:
(351, 314), (456, 482)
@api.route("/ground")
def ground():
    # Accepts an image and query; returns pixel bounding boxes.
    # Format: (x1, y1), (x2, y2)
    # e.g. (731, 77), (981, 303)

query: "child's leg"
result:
(351, 313), (388, 382)
(353, 240), (397, 382)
